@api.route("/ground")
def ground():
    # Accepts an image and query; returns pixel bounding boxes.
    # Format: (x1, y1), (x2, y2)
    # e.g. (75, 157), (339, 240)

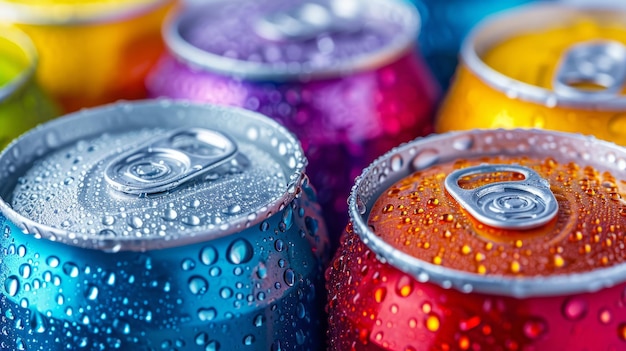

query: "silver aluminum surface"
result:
(0, 100), (307, 252)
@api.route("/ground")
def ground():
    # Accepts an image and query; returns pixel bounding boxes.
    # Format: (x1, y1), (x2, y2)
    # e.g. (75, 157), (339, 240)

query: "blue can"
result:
(0, 101), (329, 350)
(408, 0), (540, 89)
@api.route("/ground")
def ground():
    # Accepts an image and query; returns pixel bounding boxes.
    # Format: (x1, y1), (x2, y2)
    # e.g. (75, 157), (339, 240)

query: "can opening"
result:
(457, 169), (526, 190)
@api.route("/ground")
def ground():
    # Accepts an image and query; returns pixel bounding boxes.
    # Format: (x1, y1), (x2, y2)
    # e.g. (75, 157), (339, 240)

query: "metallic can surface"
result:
(407, 0), (536, 89)
(0, 0), (175, 112)
(0, 100), (329, 351)
(327, 129), (626, 350)
(147, 0), (439, 243)
(0, 25), (59, 150)
(437, 4), (626, 144)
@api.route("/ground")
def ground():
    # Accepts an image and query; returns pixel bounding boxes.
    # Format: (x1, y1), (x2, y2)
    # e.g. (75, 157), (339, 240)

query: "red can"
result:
(327, 129), (626, 350)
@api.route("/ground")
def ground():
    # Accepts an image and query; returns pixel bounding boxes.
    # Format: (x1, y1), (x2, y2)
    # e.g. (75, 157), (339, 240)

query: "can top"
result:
(0, 25), (36, 103)
(0, 0), (170, 25)
(0, 100), (308, 252)
(463, 3), (626, 110)
(350, 129), (626, 298)
(165, 0), (419, 81)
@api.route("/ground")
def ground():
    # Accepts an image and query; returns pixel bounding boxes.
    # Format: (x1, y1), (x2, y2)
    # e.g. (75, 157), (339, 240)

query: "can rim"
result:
(0, 100), (308, 252)
(348, 128), (626, 298)
(0, 0), (172, 25)
(0, 25), (37, 103)
(163, 0), (419, 81)
(462, 3), (626, 110)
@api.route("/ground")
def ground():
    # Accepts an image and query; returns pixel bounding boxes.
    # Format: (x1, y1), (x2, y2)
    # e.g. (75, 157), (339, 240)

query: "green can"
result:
(0, 25), (59, 149)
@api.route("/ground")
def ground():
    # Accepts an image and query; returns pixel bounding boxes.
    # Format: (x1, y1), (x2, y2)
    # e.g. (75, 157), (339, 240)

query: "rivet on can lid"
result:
(444, 165), (558, 230)
(553, 40), (626, 99)
(104, 128), (238, 195)
(254, 0), (362, 41)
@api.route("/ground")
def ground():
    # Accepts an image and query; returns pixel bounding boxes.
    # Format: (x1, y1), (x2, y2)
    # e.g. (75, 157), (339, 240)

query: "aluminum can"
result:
(327, 128), (626, 350)
(0, 25), (60, 150)
(407, 0), (537, 89)
(0, 0), (176, 112)
(437, 4), (626, 145)
(147, 0), (439, 243)
(0, 100), (329, 351)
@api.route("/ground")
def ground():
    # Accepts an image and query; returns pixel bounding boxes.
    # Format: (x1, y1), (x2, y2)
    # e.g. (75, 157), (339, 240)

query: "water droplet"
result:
(220, 287), (233, 299)
(198, 308), (217, 321)
(453, 135), (474, 150)
(618, 323), (626, 341)
(46, 256), (60, 268)
(562, 297), (587, 321)
(227, 239), (253, 264)
(5, 276), (19, 296)
(296, 302), (306, 319)
(206, 341), (220, 351)
(599, 308), (612, 324)
(226, 204), (242, 214)
(181, 259), (196, 271)
(396, 275), (413, 297)
(390, 154), (403, 171)
(63, 177), (74, 185)
(284, 269), (296, 287)
(275, 239), (285, 252)
(163, 209), (178, 221)
(305, 216), (318, 236)
(412, 149), (439, 171)
(195, 332), (209, 346)
(86, 285), (99, 300)
(281, 206), (293, 231)
(523, 318), (547, 339)
(254, 314), (265, 327)
(189, 276), (208, 295)
(260, 221), (270, 231)
(62, 262), (79, 278)
(19, 264), (31, 279)
(257, 262), (268, 279)
(243, 335), (255, 346)
(129, 216), (143, 229)
(29, 310), (47, 333)
(199, 246), (218, 265)
(426, 314), (440, 332)
(102, 215), (115, 226)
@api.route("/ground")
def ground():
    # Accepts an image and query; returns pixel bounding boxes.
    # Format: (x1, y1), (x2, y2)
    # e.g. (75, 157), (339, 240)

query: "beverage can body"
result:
(0, 25), (60, 149)
(327, 128), (626, 350)
(0, 100), (330, 351)
(147, 0), (439, 242)
(0, 0), (175, 112)
(436, 4), (626, 144)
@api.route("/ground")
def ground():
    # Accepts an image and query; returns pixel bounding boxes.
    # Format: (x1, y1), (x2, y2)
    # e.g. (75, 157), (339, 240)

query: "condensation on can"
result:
(0, 0), (175, 112)
(327, 128), (626, 350)
(0, 100), (329, 351)
(0, 25), (60, 149)
(147, 0), (439, 243)
(436, 4), (626, 146)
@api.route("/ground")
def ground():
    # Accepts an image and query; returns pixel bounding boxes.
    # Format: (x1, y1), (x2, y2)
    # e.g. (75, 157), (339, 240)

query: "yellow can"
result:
(0, 0), (176, 112)
(436, 4), (626, 145)
(0, 25), (60, 149)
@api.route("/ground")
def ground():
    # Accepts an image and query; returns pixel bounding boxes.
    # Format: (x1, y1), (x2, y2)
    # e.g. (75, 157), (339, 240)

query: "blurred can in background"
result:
(407, 0), (538, 89)
(0, 0), (176, 112)
(147, 0), (439, 243)
(327, 128), (626, 350)
(0, 25), (59, 150)
(0, 101), (329, 351)
(437, 4), (626, 145)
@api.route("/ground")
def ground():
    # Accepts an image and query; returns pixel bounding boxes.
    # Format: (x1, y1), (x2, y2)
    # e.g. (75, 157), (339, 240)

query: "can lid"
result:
(0, 100), (308, 252)
(0, 25), (37, 103)
(349, 129), (626, 298)
(463, 3), (626, 110)
(164, 0), (419, 81)
(0, 0), (170, 25)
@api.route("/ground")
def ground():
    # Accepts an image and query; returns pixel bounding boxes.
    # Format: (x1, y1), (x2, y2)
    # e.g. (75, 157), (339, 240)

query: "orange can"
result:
(0, 0), (175, 112)
(436, 4), (626, 145)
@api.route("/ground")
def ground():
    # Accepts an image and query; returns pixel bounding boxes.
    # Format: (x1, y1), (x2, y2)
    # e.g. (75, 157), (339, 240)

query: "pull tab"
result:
(254, 0), (361, 41)
(553, 40), (626, 99)
(104, 128), (238, 195)
(444, 165), (558, 230)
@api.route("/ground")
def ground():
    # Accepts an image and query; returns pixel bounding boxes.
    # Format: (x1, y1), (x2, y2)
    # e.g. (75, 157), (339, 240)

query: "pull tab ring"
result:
(104, 128), (238, 195)
(444, 165), (558, 230)
(553, 40), (626, 99)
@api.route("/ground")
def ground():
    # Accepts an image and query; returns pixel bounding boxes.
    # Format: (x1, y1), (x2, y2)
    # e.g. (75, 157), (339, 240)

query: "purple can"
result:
(147, 0), (439, 243)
